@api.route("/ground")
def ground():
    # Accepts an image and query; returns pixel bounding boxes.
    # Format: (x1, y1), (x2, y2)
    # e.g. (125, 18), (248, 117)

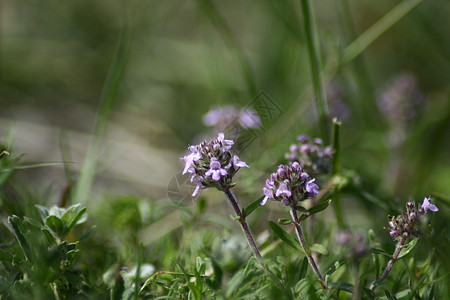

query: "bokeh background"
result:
(0, 0), (449, 288)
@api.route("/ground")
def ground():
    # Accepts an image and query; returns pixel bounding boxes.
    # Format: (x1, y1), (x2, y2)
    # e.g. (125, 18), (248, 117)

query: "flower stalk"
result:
(290, 207), (327, 290)
(369, 237), (406, 291)
(224, 189), (289, 295)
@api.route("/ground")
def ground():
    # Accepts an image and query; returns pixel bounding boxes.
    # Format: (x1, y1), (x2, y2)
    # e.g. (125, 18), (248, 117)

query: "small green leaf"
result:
(79, 226), (96, 242)
(328, 281), (354, 293)
(0, 249), (13, 263)
(243, 196), (264, 218)
(46, 215), (64, 236)
(298, 257), (308, 280)
(62, 205), (87, 237)
(269, 221), (302, 253)
(398, 238), (419, 259)
(369, 247), (391, 257)
(310, 244), (329, 256)
(299, 199), (332, 222)
(385, 290), (396, 300)
(187, 283), (202, 300)
(325, 258), (348, 281)
(278, 218), (294, 225)
(197, 197), (207, 215)
(8, 215), (32, 262)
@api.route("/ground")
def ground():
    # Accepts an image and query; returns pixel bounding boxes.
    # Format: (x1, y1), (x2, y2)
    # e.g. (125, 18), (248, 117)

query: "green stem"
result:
(299, 0), (329, 143)
(331, 119), (346, 228)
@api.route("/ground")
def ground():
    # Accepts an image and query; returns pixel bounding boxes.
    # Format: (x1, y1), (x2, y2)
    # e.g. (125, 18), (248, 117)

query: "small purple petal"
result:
(421, 197), (438, 212)
(275, 181), (292, 198)
(305, 179), (319, 195)
(260, 196), (269, 206)
(232, 155), (249, 168)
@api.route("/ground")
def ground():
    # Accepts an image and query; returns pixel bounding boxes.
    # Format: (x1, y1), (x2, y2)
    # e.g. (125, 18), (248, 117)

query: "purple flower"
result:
(205, 158), (228, 181)
(202, 105), (262, 130)
(275, 180), (292, 198)
(217, 133), (234, 150)
(305, 179), (319, 195)
(421, 197), (438, 212)
(231, 155), (249, 169)
(260, 162), (318, 207)
(181, 133), (249, 196)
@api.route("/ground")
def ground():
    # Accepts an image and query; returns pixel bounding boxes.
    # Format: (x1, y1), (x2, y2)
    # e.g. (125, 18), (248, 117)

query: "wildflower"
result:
(203, 105), (262, 130)
(386, 197), (438, 241)
(285, 135), (334, 176)
(182, 133), (249, 196)
(260, 162), (318, 207)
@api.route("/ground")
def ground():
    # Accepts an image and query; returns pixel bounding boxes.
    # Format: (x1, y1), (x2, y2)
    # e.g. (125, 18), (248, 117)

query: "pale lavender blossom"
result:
(202, 105), (262, 131)
(205, 158), (228, 181)
(421, 197), (438, 212)
(261, 162), (318, 207)
(285, 135), (334, 176)
(181, 133), (249, 196)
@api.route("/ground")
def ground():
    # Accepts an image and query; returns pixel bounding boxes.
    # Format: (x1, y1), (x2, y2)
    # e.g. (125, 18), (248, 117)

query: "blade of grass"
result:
(72, 28), (131, 205)
(299, 0), (329, 142)
(342, 0), (424, 64)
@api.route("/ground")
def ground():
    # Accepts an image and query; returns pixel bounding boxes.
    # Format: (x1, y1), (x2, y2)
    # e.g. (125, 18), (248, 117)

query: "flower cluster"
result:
(285, 135), (334, 176)
(387, 197), (438, 241)
(203, 105), (261, 131)
(377, 72), (425, 127)
(260, 162), (319, 207)
(182, 133), (249, 196)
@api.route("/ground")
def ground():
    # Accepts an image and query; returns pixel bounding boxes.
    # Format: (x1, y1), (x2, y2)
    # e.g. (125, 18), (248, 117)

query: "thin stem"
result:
(290, 207), (327, 290)
(224, 190), (290, 296)
(331, 118), (346, 229)
(299, 0), (329, 143)
(369, 238), (406, 291)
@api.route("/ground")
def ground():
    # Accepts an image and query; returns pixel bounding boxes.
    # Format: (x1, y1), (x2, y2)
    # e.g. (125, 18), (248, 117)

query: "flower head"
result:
(182, 133), (249, 196)
(260, 162), (319, 207)
(386, 197), (438, 241)
(285, 135), (334, 176)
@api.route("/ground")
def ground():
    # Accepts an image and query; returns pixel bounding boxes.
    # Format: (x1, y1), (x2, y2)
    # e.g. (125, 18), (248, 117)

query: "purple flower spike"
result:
(217, 132), (234, 150)
(421, 197), (438, 212)
(182, 146), (201, 175)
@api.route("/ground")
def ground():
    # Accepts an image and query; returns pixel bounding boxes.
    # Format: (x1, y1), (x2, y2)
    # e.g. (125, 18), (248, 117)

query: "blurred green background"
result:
(0, 0), (449, 285)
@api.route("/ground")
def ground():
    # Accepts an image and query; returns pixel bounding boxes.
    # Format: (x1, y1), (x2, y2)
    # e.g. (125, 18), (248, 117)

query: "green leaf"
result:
(187, 283), (202, 300)
(35, 205), (49, 222)
(269, 221), (302, 252)
(226, 270), (244, 298)
(298, 257), (308, 280)
(325, 258), (348, 282)
(298, 199), (332, 222)
(278, 218), (294, 225)
(398, 238), (419, 259)
(328, 281), (354, 293)
(79, 226), (96, 242)
(0, 249), (13, 263)
(46, 215), (64, 237)
(310, 244), (329, 256)
(243, 196), (264, 218)
(8, 215), (32, 262)
(62, 205), (87, 237)
(369, 247), (391, 257)
(210, 257), (223, 288)
(385, 290), (396, 300)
